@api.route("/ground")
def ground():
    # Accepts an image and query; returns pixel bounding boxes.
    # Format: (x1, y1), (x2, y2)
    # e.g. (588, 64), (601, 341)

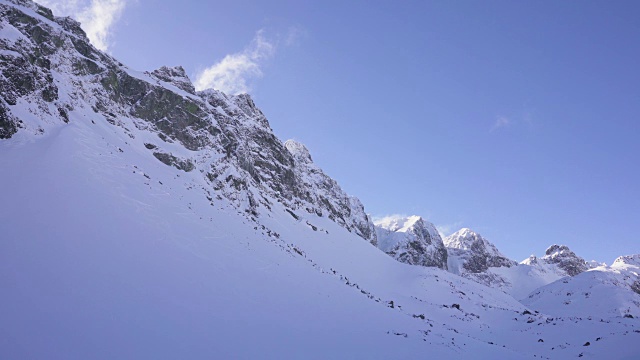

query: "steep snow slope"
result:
(2, 116), (638, 359)
(0, 1), (639, 359)
(0, 0), (377, 246)
(488, 255), (567, 300)
(0, 110), (530, 359)
(374, 215), (448, 269)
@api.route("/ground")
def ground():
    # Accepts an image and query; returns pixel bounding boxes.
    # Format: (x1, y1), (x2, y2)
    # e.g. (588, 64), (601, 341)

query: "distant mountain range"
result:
(1, 1), (638, 358)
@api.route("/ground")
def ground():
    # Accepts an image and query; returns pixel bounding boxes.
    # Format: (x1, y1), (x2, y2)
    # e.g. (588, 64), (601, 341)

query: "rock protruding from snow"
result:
(283, 139), (377, 246)
(150, 66), (196, 94)
(374, 216), (448, 269)
(541, 244), (589, 276)
(0, 0), (376, 246)
(445, 228), (516, 274)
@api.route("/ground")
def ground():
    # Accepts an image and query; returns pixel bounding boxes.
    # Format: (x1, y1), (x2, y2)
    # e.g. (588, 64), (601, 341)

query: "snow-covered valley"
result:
(0, 1), (638, 358)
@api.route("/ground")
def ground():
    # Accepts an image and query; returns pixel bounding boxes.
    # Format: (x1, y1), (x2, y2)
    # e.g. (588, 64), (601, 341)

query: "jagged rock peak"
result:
(233, 93), (262, 116)
(541, 244), (588, 276)
(0, 0), (377, 247)
(374, 215), (448, 269)
(545, 244), (571, 256)
(445, 228), (516, 273)
(150, 66), (196, 94)
(284, 140), (312, 163)
(613, 254), (640, 267)
(445, 228), (501, 256)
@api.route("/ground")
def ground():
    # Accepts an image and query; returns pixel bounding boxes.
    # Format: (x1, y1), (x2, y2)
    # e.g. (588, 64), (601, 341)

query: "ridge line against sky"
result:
(27, 1), (640, 264)
(38, 0), (126, 52)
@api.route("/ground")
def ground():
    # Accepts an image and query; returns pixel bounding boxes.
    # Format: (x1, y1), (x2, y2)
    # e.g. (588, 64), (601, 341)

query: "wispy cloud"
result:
(371, 214), (408, 225)
(194, 30), (276, 94)
(284, 26), (305, 47)
(435, 222), (463, 239)
(490, 115), (511, 132)
(38, 0), (126, 52)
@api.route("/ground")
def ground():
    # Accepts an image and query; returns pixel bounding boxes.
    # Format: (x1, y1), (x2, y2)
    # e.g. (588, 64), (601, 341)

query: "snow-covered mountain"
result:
(445, 228), (517, 274)
(442, 229), (601, 300)
(524, 254), (640, 318)
(1, 1), (639, 359)
(374, 215), (447, 269)
(537, 244), (594, 276)
(0, 0), (376, 245)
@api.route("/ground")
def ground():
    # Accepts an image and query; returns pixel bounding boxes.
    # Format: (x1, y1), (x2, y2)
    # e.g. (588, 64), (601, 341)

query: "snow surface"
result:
(1, 1), (639, 358)
(1, 116), (638, 359)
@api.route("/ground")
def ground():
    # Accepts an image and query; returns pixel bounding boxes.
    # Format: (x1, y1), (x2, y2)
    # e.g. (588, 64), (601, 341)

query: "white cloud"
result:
(491, 115), (511, 132)
(38, 0), (126, 52)
(194, 30), (276, 94)
(435, 222), (463, 240)
(370, 214), (408, 225)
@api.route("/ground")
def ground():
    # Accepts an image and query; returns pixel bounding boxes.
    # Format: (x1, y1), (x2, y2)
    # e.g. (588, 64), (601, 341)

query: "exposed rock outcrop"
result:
(374, 216), (447, 269)
(541, 244), (589, 276)
(445, 228), (516, 274)
(0, 0), (376, 245)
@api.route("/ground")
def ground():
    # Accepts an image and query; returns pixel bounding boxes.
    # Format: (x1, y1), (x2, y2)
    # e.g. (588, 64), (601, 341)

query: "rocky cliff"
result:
(445, 228), (517, 274)
(0, 0), (376, 245)
(374, 215), (447, 269)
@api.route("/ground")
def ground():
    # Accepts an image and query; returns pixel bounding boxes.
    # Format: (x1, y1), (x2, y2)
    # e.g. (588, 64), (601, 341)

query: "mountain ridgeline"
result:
(0, 0), (376, 245)
(1, 0), (636, 300)
(2, 2), (639, 358)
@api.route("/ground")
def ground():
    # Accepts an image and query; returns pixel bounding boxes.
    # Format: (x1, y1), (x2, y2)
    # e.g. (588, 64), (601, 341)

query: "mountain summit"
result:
(445, 228), (517, 274)
(374, 215), (447, 269)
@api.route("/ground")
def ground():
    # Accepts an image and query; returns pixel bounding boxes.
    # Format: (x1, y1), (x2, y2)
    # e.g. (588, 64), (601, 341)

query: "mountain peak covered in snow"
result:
(613, 254), (640, 267)
(374, 215), (447, 269)
(375, 215), (422, 233)
(541, 244), (590, 276)
(445, 228), (516, 274)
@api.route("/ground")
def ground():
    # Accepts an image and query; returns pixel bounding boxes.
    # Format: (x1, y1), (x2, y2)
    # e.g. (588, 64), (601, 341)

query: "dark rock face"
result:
(152, 152), (195, 172)
(283, 140), (377, 245)
(0, 103), (20, 138)
(445, 228), (516, 274)
(0, 0), (377, 245)
(542, 245), (589, 277)
(150, 66), (196, 95)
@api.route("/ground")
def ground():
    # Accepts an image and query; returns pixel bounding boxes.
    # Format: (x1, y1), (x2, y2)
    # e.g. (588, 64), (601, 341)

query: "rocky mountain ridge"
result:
(374, 215), (447, 269)
(373, 217), (621, 300)
(1, 2), (639, 358)
(0, 0), (376, 245)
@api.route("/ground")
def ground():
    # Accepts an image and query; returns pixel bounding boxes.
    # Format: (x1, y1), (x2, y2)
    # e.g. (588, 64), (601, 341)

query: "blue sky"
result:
(44, 0), (639, 263)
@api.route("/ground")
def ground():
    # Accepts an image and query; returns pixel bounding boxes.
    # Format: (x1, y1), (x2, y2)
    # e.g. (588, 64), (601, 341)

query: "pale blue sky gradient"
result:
(59, 1), (640, 262)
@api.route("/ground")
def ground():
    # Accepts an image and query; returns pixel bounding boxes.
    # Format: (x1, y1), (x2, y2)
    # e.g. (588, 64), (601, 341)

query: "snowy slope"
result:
(523, 255), (640, 319)
(444, 228), (600, 301)
(0, 1), (639, 359)
(0, 104), (533, 359)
